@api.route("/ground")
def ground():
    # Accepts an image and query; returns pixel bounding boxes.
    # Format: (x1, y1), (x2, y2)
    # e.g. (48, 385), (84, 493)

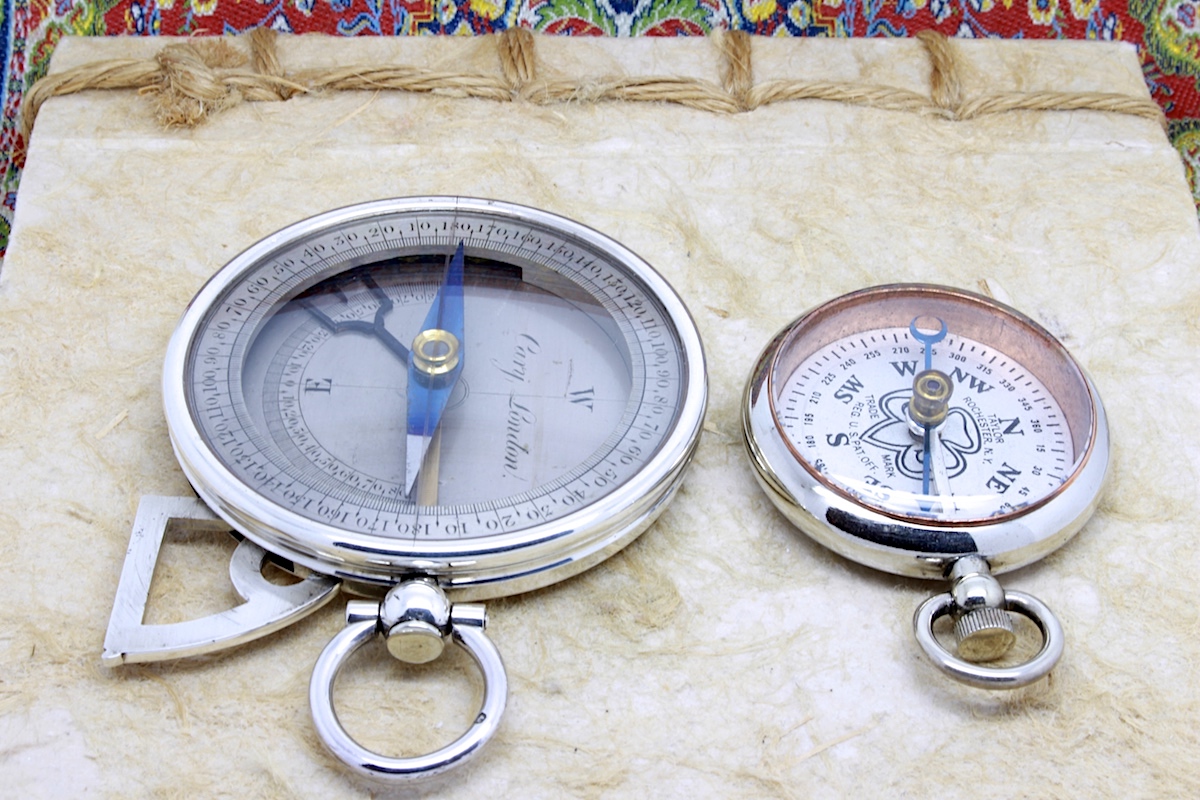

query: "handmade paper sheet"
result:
(1, 32), (1197, 797)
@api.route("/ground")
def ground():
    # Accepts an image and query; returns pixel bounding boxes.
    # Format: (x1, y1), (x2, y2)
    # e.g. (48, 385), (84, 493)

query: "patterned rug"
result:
(2, 0), (1198, 257)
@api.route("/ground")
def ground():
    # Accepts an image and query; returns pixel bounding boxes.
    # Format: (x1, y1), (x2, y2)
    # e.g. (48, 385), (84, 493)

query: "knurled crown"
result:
(380, 579), (452, 664)
(954, 606), (1016, 662)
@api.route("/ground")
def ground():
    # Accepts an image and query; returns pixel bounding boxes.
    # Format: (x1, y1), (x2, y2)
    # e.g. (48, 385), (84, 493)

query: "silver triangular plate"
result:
(102, 495), (340, 666)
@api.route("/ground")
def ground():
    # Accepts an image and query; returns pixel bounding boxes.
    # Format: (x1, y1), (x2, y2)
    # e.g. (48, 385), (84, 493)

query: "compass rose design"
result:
(862, 389), (981, 480)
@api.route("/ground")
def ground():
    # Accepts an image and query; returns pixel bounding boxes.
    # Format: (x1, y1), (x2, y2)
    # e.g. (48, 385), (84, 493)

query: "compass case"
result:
(3, 31), (1199, 798)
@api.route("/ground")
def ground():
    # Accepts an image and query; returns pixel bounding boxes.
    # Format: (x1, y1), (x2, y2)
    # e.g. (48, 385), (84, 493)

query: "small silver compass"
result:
(743, 284), (1108, 688)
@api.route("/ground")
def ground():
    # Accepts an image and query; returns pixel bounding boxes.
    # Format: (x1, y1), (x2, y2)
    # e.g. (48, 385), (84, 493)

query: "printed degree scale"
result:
(103, 198), (1108, 781)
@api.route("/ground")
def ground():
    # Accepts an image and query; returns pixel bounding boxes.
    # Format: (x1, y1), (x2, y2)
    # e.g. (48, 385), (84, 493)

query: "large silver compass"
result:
(743, 284), (1108, 689)
(103, 197), (707, 780)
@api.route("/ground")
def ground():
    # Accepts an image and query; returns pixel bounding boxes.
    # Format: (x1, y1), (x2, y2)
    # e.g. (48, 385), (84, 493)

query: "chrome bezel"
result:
(741, 284), (1109, 580)
(163, 197), (707, 598)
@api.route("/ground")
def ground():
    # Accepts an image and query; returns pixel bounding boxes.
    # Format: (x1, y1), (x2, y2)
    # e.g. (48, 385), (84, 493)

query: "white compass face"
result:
(775, 326), (1073, 522)
(763, 286), (1099, 527)
(165, 199), (706, 587)
(745, 284), (1107, 576)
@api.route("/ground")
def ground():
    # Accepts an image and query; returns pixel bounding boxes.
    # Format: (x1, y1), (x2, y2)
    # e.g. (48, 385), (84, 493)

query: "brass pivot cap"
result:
(910, 369), (953, 427)
(412, 328), (461, 377)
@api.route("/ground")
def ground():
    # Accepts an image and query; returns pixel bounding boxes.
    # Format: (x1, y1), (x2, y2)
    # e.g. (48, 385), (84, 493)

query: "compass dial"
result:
(743, 284), (1108, 578)
(775, 326), (1074, 523)
(234, 261), (633, 522)
(165, 198), (707, 593)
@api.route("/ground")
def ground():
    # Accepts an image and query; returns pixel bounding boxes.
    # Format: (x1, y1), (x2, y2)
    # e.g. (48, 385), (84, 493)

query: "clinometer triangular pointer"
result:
(102, 496), (340, 665)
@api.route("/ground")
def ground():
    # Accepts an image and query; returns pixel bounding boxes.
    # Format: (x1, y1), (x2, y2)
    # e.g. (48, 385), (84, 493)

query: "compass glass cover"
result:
(181, 203), (693, 545)
(768, 286), (1098, 524)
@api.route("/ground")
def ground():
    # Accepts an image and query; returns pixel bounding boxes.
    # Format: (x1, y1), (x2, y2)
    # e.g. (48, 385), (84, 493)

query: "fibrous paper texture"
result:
(1, 33), (1198, 797)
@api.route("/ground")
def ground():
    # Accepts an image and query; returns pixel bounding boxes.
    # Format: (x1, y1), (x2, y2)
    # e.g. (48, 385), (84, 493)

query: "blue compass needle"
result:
(405, 242), (466, 498)
(909, 316), (948, 500)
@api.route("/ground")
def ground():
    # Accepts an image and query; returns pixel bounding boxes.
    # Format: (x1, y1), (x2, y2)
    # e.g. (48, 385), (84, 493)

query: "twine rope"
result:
(19, 27), (1166, 144)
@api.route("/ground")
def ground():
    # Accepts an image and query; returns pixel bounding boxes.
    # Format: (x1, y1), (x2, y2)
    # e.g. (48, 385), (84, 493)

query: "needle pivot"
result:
(412, 328), (461, 377)
(910, 369), (953, 427)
